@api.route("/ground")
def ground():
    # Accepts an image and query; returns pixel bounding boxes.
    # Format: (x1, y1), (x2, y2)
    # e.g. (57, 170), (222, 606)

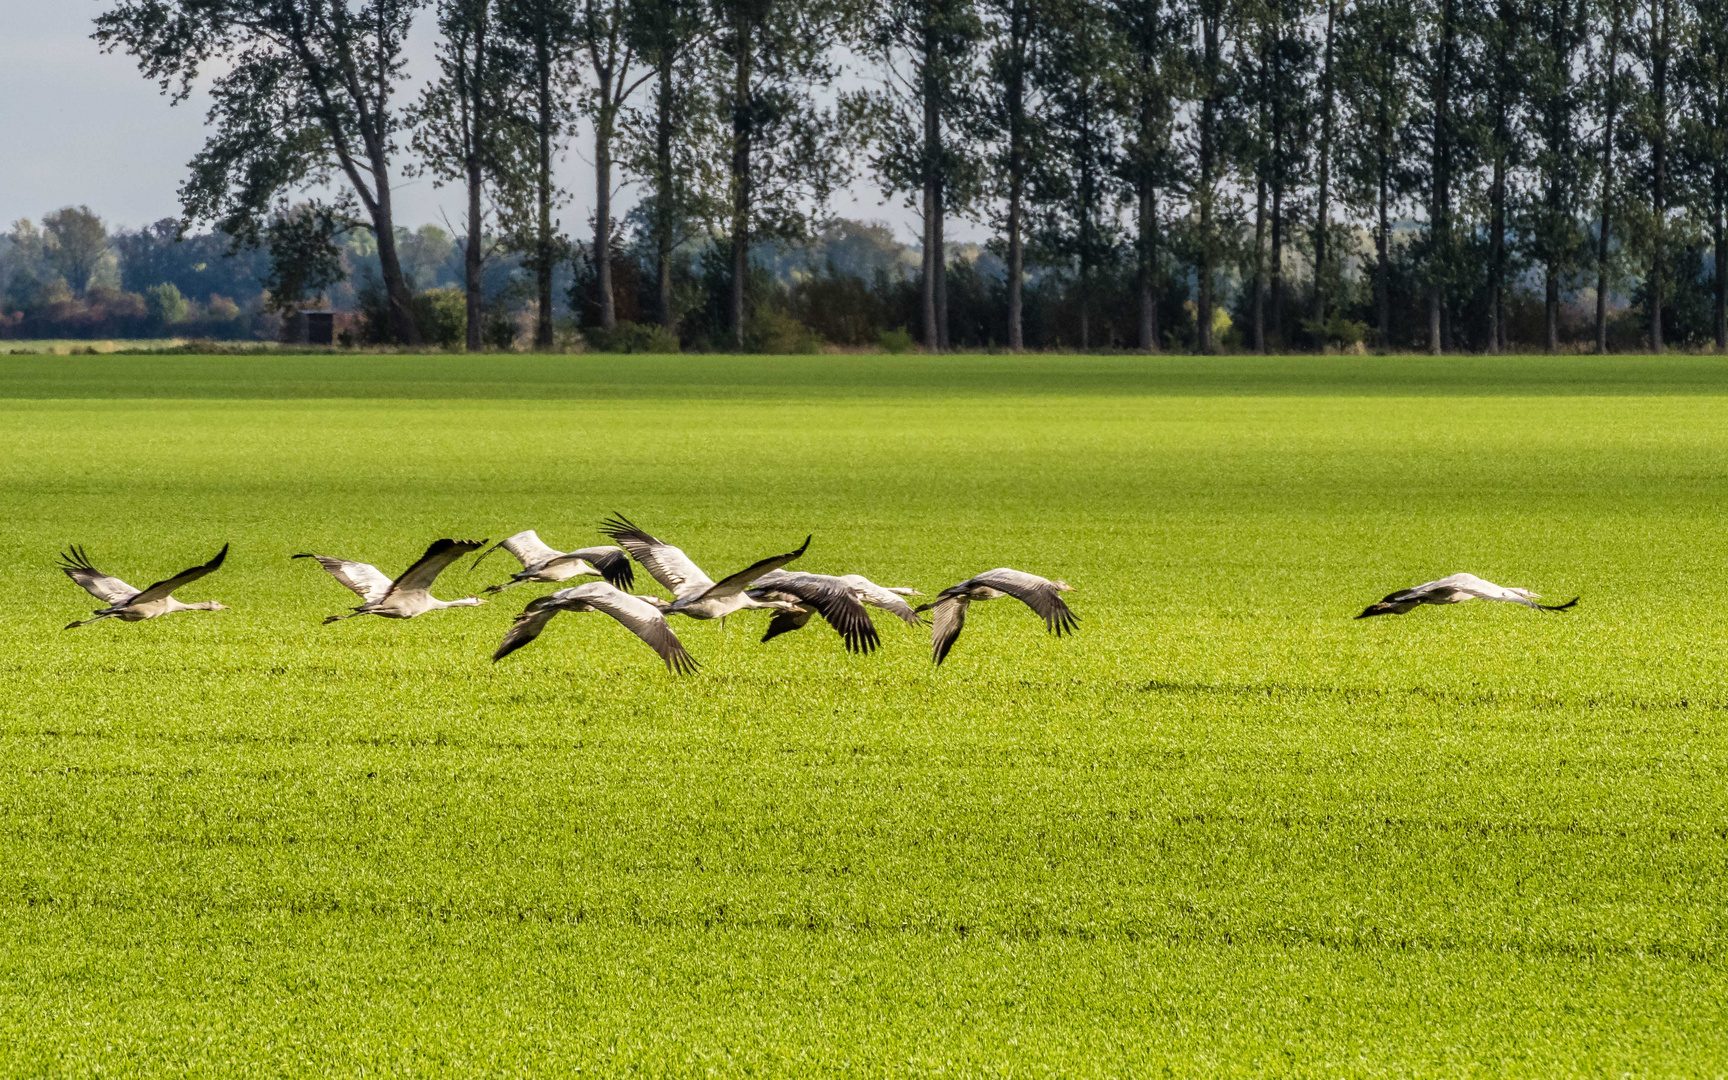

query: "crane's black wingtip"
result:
(1544, 596), (1581, 611)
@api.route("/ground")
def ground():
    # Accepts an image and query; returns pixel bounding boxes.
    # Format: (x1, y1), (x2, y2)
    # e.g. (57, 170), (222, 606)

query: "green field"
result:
(2, 353), (1725, 1077)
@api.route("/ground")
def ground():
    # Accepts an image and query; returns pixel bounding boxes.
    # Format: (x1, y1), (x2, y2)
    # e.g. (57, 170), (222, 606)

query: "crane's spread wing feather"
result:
(1434, 573), (1544, 607)
(494, 584), (697, 673)
(472, 530), (561, 573)
(293, 552), (394, 603)
(926, 597), (969, 665)
(600, 514), (713, 597)
(571, 583), (699, 673)
(751, 572), (879, 654)
(388, 538), (487, 597)
(760, 606), (816, 643)
(840, 575), (927, 627)
(492, 598), (563, 662)
(972, 568), (1079, 635)
(129, 543), (229, 605)
(699, 536), (812, 601)
(548, 545), (635, 589)
(59, 546), (139, 605)
(1359, 573), (1578, 617)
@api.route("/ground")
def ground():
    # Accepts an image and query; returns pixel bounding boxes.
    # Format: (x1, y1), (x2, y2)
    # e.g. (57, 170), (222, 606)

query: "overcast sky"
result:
(1, 2), (943, 242)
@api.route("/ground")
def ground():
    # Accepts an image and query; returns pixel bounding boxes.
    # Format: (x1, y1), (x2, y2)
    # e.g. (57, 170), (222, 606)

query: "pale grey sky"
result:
(0, 1), (939, 241)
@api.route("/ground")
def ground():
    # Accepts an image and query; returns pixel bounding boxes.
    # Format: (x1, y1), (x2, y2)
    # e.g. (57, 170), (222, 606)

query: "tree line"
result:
(86, 0), (1728, 353)
(0, 208), (552, 344)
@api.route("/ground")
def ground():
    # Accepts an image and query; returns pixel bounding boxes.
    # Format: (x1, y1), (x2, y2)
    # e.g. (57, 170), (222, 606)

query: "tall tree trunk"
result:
(1078, 261), (1090, 349)
(1377, 170), (1392, 347)
(1491, 0), (1514, 353)
(1197, 9), (1219, 354)
(1428, 0), (1455, 356)
(1269, 48), (1285, 348)
(921, 184), (936, 348)
(1005, 0), (1026, 351)
(934, 178), (949, 350)
(729, 18), (751, 350)
(1596, 201), (1612, 353)
(1489, 153), (1505, 354)
(1252, 175), (1267, 352)
(1541, 0), (1569, 354)
(1545, 270), (1560, 351)
(1312, 0), (1337, 326)
(371, 176), (420, 345)
(323, 19), (419, 345)
(654, 54), (675, 330)
(921, 71), (939, 349)
(534, 34), (555, 350)
(466, 145), (484, 350)
(1597, 2), (1619, 354)
(1138, 182), (1158, 351)
(1650, 0), (1668, 352)
(464, 19), (485, 352)
(356, 116), (419, 344)
(1007, 183), (1024, 350)
(1271, 183), (1284, 347)
(1715, 188), (1727, 349)
(595, 66), (617, 331)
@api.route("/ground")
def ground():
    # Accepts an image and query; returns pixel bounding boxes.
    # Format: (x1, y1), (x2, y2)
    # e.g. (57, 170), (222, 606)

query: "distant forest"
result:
(12, 0), (1726, 352)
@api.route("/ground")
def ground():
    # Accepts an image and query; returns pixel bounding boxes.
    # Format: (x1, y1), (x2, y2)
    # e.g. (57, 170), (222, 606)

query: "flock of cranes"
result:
(56, 516), (1082, 671)
(57, 519), (1581, 673)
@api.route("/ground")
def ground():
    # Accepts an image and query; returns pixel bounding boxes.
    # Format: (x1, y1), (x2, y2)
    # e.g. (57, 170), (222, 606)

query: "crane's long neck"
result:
(161, 598), (221, 613)
(439, 597), (485, 609)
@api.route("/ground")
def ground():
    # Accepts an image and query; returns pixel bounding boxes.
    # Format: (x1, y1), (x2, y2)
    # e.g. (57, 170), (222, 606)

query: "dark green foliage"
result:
(1028, 0), (1122, 349)
(41, 206), (110, 296)
(583, 319), (682, 352)
(878, 325), (915, 351)
(415, 287), (471, 346)
(113, 220), (271, 304)
(143, 283), (190, 329)
(94, 0), (430, 344)
(260, 205), (350, 315)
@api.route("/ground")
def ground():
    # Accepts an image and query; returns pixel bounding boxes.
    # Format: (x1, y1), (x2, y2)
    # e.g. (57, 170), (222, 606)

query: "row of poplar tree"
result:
(94, 0), (1728, 353)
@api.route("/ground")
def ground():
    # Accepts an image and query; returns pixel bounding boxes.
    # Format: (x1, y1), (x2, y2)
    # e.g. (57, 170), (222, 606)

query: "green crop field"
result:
(1, 353), (1725, 1078)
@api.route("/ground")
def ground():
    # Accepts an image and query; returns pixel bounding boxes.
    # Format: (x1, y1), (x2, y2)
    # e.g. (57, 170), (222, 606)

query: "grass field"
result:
(2, 353), (1725, 1077)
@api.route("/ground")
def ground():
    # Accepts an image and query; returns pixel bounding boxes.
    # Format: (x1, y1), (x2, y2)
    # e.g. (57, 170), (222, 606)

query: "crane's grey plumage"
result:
(751, 571), (925, 652)
(470, 530), (634, 593)
(296, 538), (489, 624)
(747, 571), (882, 654)
(493, 582), (698, 673)
(837, 576), (925, 626)
(599, 514), (811, 621)
(1357, 573), (1579, 618)
(60, 543), (230, 629)
(917, 568), (1078, 665)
